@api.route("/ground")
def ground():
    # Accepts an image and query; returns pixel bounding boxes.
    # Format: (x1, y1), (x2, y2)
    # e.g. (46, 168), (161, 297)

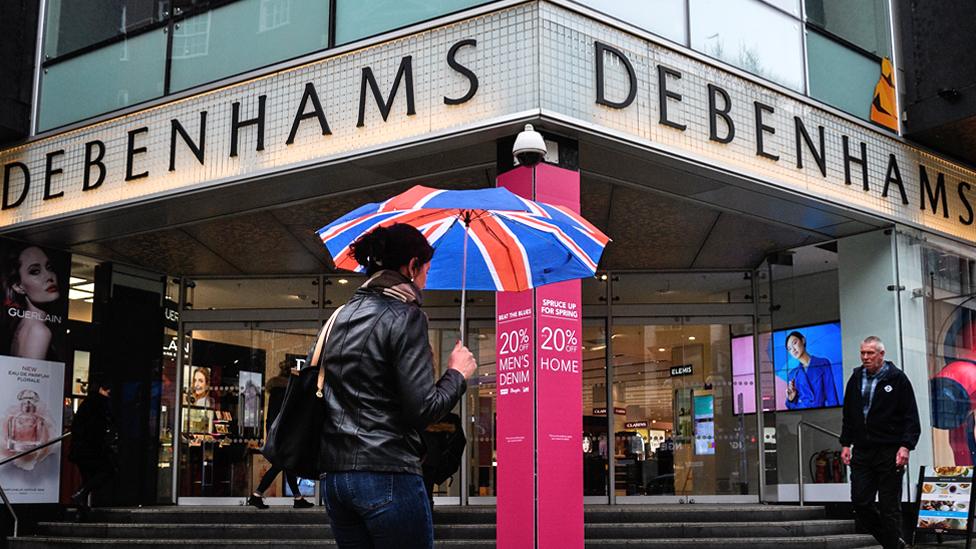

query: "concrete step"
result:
(584, 520), (857, 538)
(7, 539), (495, 548)
(581, 535), (880, 549)
(8, 534), (879, 549)
(35, 522), (495, 540)
(35, 519), (856, 540)
(582, 504), (828, 523)
(77, 504), (826, 525)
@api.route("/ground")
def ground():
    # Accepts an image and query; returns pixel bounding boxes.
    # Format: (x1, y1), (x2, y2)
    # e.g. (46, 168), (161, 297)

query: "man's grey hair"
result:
(862, 336), (885, 353)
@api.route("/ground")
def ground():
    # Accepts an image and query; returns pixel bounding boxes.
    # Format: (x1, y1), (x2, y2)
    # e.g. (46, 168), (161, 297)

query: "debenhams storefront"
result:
(3, 0), (976, 507)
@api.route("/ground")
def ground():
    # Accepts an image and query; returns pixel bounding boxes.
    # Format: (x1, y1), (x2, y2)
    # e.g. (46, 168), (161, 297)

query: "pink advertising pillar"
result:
(496, 152), (584, 549)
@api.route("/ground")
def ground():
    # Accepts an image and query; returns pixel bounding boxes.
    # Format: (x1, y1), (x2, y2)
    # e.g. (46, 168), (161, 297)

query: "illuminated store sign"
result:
(2, 3), (975, 243)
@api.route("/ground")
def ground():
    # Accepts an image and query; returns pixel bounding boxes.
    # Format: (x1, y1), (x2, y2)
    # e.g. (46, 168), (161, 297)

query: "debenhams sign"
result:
(2, 2), (975, 242)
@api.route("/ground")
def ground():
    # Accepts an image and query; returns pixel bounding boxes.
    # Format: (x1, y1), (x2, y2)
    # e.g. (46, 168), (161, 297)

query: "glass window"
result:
(38, 29), (167, 130)
(335, 0), (491, 45)
(178, 326), (318, 498)
(44, 0), (165, 59)
(924, 247), (976, 467)
(466, 322), (496, 497)
(609, 319), (759, 497)
(169, 0), (330, 93)
(807, 30), (881, 120)
(762, 0), (800, 17)
(428, 325), (464, 503)
(613, 272), (753, 304)
(190, 278), (321, 309)
(805, 0), (890, 57)
(690, 0), (805, 92)
(581, 322), (609, 497)
(576, 0), (687, 44)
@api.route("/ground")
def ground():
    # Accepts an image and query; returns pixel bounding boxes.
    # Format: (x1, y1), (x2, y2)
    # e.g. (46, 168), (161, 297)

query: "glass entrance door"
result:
(610, 316), (760, 502)
(176, 322), (318, 504)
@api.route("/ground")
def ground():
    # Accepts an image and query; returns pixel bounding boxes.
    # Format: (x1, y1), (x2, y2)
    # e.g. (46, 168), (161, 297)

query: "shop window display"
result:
(178, 327), (317, 499)
(925, 248), (976, 466)
(608, 320), (757, 497)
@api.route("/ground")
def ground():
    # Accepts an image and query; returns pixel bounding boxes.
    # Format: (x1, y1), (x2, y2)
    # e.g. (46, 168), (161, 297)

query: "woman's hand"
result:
(448, 340), (477, 379)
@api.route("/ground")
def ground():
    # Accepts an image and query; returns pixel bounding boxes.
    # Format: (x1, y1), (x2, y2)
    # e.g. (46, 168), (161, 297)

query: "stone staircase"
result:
(7, 504), (882, 548)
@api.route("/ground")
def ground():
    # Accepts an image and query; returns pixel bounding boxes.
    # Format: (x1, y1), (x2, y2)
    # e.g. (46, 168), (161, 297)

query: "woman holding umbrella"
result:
(318, 223), (477, 549)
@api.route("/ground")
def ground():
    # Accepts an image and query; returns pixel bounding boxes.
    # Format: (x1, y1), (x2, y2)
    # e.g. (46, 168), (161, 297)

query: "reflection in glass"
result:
(335, 0), (490, 45)
(805, 0), (891, 57)
(609, 321), (757, 496)
(169, 0), (329, 92)
(44, 0), (165, 58)
(466, 323), (497, 497)
(690, 0), (804, 91)
(582, 323), (609, 496)
(427, 326), (464, 503)
(576, 0), (687, 44)
(39, 30), (167, 130)
(807, 30), (882, 120)
(925, 247), (976, 467)
(178, 327), (317, 498)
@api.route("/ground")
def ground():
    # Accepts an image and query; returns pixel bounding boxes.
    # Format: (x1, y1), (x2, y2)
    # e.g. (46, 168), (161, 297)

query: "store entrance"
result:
(176, 322), (319, 505)
(608, 316), (759, 503)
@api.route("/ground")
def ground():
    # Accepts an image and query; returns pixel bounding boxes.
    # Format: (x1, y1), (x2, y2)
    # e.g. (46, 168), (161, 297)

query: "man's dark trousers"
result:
(850, 445), (903, 549)
(75, 461), (115, 505)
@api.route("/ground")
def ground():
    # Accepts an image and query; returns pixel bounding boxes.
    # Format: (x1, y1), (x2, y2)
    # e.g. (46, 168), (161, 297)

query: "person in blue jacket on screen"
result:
(784, 330), (840, 409)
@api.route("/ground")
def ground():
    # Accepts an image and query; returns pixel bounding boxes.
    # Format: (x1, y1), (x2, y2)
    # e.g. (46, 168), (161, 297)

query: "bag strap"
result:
(313, 305), (345, 399)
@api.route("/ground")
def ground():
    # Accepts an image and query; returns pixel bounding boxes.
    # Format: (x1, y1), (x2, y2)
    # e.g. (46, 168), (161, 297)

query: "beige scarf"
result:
(361, 270), (422, 305)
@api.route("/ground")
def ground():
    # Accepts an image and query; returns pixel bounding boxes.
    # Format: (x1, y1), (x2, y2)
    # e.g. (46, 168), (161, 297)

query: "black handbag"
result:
(261, 306), (344, 479)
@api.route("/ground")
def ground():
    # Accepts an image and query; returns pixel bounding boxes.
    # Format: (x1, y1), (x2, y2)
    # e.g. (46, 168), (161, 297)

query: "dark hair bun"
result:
(349, 224), (434, 275)
(351, 226), (388, 269)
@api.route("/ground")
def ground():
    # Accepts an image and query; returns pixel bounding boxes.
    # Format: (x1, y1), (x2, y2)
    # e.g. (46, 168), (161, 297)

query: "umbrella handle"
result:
(459, 221), (469, 346)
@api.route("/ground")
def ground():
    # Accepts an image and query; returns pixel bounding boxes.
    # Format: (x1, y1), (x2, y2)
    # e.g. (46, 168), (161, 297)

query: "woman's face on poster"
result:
(786, 334), (806, 359)
(15, 247), (59, 305)
(20, 399), (37, 414)
(192, 370), (208, 396)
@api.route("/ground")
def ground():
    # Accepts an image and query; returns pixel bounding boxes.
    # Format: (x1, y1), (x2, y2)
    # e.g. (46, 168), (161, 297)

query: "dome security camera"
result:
(512, 124), (547, 167)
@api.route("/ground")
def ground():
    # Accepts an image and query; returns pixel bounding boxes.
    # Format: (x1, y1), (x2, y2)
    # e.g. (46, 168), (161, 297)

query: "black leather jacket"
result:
(318, 285), (467, 476)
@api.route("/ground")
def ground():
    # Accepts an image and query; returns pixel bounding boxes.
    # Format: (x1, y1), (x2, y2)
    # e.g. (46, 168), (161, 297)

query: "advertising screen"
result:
(693, 393), (715, 455)
(732, 322), (843, 413)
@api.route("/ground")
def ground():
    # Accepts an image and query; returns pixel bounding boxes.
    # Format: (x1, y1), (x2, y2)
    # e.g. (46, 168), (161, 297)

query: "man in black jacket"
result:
(839, 336), (920, 549)
(68, 377), (118, 513)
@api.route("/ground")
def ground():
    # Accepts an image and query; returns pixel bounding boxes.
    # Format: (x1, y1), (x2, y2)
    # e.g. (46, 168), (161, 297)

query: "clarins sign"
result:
(2, 2), (975, 243)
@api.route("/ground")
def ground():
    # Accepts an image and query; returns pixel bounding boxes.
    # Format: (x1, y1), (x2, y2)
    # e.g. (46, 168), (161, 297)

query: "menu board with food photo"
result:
(916, 466), (976, 537)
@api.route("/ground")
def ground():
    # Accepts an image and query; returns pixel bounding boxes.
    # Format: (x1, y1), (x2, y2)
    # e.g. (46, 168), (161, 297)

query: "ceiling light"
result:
(74, 282), (95, 292)
(337, 278), (349, 285)
(657, 347), (666, 352)
(688, 336), (696, 341)
(69, 276), (86, 285)
(590, 344), (607, 351)
(69, 289), (93, 300)
(83, 298), (94, 303)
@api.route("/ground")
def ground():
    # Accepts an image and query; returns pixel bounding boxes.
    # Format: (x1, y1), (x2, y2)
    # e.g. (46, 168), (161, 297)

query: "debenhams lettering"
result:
(594, 42), (976, 228)
(4, 39), (973, 229)
(1, 39), (480, 210)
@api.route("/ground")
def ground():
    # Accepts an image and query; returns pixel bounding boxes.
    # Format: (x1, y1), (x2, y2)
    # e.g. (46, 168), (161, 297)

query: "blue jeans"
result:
(322, 471), (433, 549)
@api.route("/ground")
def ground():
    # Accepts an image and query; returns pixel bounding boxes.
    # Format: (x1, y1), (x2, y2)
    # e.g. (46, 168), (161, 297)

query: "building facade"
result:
(1, 0), (975, 507)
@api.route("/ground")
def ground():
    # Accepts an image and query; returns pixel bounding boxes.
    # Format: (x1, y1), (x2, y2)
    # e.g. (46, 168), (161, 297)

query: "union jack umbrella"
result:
(317, 185), (610, 329)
